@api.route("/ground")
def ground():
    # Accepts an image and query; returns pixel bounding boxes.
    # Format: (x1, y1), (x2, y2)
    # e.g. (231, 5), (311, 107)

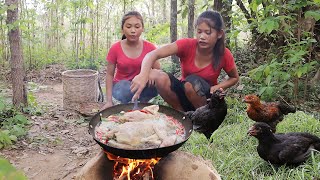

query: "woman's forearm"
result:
(140, 51), (159, 78)
(219, 67), (239, 89)
(105, 73), (114, 103)
(218, 77), (239, 89)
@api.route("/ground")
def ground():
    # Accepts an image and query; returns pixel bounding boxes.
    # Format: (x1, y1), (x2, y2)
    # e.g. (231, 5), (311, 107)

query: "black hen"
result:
(248, 122), (320, 166)
(185, 90), (227, 140)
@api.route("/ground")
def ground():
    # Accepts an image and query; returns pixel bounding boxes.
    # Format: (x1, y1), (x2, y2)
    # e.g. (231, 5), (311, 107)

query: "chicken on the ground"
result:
(185, 89), (227, 141)
(243, 94), (296, 132)
(248, 122), (320, 166)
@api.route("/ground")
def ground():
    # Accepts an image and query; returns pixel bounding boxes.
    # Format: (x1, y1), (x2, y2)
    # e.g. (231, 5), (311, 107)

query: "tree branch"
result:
(236, 0), (252, 24)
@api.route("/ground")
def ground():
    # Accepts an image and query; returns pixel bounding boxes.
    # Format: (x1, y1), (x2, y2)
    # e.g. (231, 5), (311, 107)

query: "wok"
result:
(89, 103), (193, 159)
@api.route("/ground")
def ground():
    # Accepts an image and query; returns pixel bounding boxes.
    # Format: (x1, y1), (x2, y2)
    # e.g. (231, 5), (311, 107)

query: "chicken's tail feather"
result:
(315, 143), (320, 151)
(184, 111), (194, 119)
(313, 137), (320, 151)
(300, 133), (320, 151)
(278, 102), (296, 115)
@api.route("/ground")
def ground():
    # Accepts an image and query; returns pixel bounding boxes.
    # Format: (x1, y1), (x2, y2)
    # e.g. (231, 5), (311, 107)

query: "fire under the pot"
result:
(106, 152), (161, 180)
(75, 150), (221, 180)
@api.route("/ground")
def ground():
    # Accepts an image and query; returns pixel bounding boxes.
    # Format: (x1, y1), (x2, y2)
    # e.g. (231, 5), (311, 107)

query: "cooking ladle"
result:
(133, 99), (139, 110)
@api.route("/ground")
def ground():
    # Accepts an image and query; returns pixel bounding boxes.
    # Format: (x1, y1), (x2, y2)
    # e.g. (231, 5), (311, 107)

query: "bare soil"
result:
(0, 68), (102, 179)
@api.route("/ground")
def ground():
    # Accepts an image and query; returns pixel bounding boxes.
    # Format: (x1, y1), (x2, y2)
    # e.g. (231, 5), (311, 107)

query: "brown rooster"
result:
(243, 94), (296, 132)
(248, 122), (320, 166)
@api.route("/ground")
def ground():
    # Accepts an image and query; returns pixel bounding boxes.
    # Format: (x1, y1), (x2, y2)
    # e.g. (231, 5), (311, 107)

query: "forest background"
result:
(0, 0), (320, 179)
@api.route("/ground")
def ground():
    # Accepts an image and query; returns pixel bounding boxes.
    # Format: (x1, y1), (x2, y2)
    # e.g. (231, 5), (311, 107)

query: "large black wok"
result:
(89, 103), (193, 159)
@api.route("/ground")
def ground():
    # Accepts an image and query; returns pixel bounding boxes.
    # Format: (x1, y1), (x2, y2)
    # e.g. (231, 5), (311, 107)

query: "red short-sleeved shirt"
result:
(176, 38), (236, 86)
(107, 40), (156, 83)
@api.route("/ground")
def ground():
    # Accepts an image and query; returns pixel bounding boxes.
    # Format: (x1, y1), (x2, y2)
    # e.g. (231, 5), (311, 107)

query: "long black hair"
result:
(195, 10), (225, 70)
(121, 11), (144, 40)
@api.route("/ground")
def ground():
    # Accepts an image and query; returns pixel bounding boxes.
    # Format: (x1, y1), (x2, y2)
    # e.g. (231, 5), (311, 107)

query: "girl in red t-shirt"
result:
(131, 10), (239, 112)
(102, 11), (160, 109)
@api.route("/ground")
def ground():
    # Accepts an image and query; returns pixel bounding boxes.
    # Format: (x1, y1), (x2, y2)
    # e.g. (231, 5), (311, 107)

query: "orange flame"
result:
(106, 152), (160, 180)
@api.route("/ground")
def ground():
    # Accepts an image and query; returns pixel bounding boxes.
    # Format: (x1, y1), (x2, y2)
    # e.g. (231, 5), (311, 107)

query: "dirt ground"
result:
(0, 71), (102, 179)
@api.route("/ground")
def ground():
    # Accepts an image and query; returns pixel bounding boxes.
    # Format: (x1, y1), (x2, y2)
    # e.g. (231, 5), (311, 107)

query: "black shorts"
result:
(168, 73), (211, 111)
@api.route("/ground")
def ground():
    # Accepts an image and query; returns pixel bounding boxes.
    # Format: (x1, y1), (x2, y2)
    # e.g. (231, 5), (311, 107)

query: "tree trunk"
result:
(162, 0), (167, 23)
(0, 17), (8, 67)
(213, 0), (222, 10)
(213, 0), (232, 45)
(95, 0), (99, 61)
(91, 7), (95, 61)
(123, 0), (126, 14)
(151, 0), (155, 24)
(310, 68), (320, 85)
(170, 0), (179, 73)
(6, 0), (27, 108)
(187, 0), (195, 38)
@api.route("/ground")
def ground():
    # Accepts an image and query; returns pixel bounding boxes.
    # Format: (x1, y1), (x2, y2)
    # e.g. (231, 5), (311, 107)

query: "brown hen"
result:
(243, 94), (296, 132)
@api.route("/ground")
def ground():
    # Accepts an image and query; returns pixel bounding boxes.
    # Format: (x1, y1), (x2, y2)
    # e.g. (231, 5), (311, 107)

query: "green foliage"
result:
(0, 96), (30, 149)
(0, 157), (27, 180)
(258, 16), (280, 34)
(23, 91), (43, 115)
(144, 23), (170, 44)
(182, 97), (320, 179)
(249, 38), (317, 100)
(66, 57), (106, 70)
(305, 10), (320, 21)
(227, 0), (319, 102)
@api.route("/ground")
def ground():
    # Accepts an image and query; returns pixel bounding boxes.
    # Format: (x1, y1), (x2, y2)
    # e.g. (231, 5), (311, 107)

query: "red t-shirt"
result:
(176, 38), (236, 86)
(107, 40), (156, 83)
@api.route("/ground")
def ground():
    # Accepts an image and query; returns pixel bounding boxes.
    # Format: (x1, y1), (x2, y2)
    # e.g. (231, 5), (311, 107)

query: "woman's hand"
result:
(210, 86), (224, 94)
(101, 101), (113, 110)
(130, 74), (148, 101)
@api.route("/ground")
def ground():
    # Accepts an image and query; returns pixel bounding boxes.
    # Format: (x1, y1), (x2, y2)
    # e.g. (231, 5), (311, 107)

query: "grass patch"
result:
(181, 98), (320, 179)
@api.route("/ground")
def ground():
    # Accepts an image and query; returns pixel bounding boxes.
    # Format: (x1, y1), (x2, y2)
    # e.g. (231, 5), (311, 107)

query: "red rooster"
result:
(243, 94), (296, 132)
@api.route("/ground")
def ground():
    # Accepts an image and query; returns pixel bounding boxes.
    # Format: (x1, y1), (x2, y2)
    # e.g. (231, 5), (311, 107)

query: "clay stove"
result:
(76, 150), (221, 180)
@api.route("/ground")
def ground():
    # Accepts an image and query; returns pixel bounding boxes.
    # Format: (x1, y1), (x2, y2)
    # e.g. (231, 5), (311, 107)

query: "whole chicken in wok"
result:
(95, 105), (185, 150)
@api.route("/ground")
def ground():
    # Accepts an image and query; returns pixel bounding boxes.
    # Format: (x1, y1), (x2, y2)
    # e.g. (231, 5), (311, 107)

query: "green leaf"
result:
(0, 101), (5, 111)
(259, 17), (279, 34)
(296, 69), (303, 78)
(181, 6), (188, 19)
(87, 1), (94, 9)
(2, 130), (10, 135)
(264, 66), (271, 76)
(280, 84), (286, 89)
(11, 125), (26, 136)
(265, 75), (272, 85)
(14, 115), (28, 124)
(9, 135), (17, 142)
(265, 87), (274, 96)
(305, 10), (320, 21)
(259, 87), (267, 95)
(249, 0), (262, 12)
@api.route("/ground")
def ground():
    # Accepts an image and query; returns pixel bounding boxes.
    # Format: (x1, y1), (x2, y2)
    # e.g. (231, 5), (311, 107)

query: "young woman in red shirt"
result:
(103, 11), (160, 109)
(131, 10), (239, 112)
